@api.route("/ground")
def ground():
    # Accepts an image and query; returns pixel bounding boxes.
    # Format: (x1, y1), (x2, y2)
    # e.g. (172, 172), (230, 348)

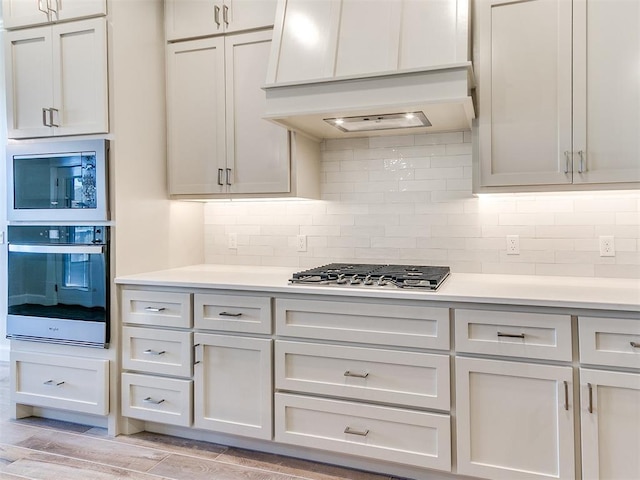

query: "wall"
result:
(204, 131), (640, 279)
(0, 9), (7, 361)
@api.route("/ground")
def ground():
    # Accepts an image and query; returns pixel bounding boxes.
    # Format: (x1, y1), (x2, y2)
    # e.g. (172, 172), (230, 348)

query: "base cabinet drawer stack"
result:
(274, 297), (452, 472)
(120, 287), (273, 439)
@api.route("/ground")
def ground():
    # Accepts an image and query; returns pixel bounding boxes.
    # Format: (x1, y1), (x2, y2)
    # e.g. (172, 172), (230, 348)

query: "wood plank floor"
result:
(0, 361), (401, 480)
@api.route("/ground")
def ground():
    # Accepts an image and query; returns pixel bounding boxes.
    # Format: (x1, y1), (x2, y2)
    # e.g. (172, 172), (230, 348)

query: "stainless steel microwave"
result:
(7, 139), (109, 222)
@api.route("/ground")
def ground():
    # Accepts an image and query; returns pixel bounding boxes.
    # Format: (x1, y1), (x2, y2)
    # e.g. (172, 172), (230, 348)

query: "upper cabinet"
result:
(475, 0), (640, 191)
(4, 17), (109, 138)
(2, 0), (107, 29)
(165, 0), (278, 41)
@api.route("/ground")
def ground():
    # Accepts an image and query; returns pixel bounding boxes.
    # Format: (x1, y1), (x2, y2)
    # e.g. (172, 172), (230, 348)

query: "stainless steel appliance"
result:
(290, 263), (450, 290)
(7, 225), (110, 348)
(7, 139), (109, 222)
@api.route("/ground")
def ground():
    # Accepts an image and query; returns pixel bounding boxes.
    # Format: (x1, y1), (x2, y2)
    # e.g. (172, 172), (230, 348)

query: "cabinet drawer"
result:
(276, 298), (449, 350)
(122, 290), (192, 328)
(275, 341), (450, 410)
(122, 326), (193, 377)
(579, 316), (640, 368)
(11, 352), (108, 415)
(194, 294), (272, 334)
(455, 309), (572, 361)
(122, 373), (192, 427)
(275, 393), (451, 471)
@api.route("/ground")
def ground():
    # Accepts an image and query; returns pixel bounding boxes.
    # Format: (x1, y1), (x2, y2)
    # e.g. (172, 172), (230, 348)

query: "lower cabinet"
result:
(580, 368), (640, 480)
(275, 393), (451, 471)
(11, 351), (109, 415)
(194, 333), (273, 440)
(455, 357), (575, 480)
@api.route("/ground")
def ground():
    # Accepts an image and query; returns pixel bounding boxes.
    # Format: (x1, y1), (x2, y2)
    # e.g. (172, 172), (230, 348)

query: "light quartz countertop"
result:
(115, 264), (640, 313)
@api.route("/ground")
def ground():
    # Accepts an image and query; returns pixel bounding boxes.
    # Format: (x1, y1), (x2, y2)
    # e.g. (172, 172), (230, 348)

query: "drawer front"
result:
(275, 341), (450, 410)
(122, 326), (193, 377)
(579, 316), (640, 368)
(194, 294), (272, 334)
(11, 352), (109, 415)
(276, 298), (449, 350)
(122, 289), (192, 328)
(122, 373), (192, 427)
(455, 309), (572, 361)
(275, 393), (451, 471)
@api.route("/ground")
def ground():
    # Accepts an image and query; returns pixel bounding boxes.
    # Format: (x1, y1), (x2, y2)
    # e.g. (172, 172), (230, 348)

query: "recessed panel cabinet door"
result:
(226, 30), (289, 194)
(581, 369), (640, 480)
(166, 37), (226, 195)
(572, 0), (640, 184)
(456, 357), (575, 480)
(477, 0), (572, 187)
(223, 0), (278, 34)
(2, 0), (106, 29)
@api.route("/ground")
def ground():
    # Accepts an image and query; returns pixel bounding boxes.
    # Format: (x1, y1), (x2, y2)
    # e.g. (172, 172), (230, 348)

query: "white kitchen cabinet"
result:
(194, 333), (272, 440)
(580, 369), (640, 480)
(165, 0), (277, 41)
(456, 356), (575, 480)
(166, 29), (317, 198)
(475, 0), (640, 190)
(2, 0), (106, 29)
(270, 0), (469, 83)
(4, 17), (108, 138)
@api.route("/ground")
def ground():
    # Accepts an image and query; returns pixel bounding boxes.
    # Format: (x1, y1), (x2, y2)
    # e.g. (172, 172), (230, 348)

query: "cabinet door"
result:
(51, 18), (108, 136)
(477, 0), (572, 187)
(165, 0), (221, 41)
(2, 0), (51, 29)
(572, 0), (640, 184)
(456, 357), (575, 480)
(5, 26), (54, 138)
(225, 30), (289, 194)
(580, 369), (640, 480)
(54, 0), (107, 23)
(194, 333), (272, 439)
(223, 0), (278, 34)
(167, 37), (226, 195)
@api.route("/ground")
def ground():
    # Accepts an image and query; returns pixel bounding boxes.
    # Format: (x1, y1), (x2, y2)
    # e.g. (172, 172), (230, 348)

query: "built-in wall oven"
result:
(5, 139), (110, 348)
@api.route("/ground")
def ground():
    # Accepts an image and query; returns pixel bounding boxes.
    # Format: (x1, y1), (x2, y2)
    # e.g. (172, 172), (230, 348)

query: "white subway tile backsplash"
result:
(203, 132), (640, 278)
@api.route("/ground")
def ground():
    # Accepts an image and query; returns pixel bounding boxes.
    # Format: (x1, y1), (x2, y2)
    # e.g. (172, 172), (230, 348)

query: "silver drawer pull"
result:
(344, 426), (369, 437)
(43, 380), (64, 386)
(144, 307), (166, 313)
(631, 341), (640, 349)
(219, 311), (242, 317)
(587, 383), (593, 414)
(344, 371), (369, 379)
(143, 397), (165, 405)
(497, 332), (525, 339)
(143, 349), (166, 356)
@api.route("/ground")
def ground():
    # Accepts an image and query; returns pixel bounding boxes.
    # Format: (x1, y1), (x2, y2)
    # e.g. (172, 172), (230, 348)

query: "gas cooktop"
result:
(289, 263), (450, 290)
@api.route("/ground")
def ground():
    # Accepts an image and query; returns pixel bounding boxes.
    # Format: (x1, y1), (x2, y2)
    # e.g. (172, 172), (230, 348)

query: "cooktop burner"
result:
(290, 263), (450, 290)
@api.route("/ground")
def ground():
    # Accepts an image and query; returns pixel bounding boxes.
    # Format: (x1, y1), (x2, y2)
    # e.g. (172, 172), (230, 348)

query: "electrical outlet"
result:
(506, 235), (520, 255)
(228, 233), (238, 249)
(297, 234), (307, 252)
(599, 236), (615, 257)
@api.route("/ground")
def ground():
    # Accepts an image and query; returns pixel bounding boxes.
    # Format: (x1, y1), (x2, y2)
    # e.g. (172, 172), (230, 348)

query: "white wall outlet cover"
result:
(599, 236), (615, 257)
(506, 235), (520, 255)
(228, 232), (238, 249)
(297, 234), (307, 252)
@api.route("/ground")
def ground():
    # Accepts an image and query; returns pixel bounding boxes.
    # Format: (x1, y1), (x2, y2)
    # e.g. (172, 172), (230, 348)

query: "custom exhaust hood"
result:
(262, 0), (475, 140)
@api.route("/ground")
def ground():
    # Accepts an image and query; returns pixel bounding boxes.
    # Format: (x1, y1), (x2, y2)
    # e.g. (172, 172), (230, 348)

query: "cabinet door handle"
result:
(38, 0), (48, 14)
(143, 397), (165, 405)
(577, 150), (586, 173)
(223, 4), (229, 25)
(48, 108), (59, 127)
(225, 168), (232, 185)
(43, 379), (64, 386)
(587, 383), (593, 414)
(143, 349), (166, 356)
(194, 343), (201, 365)
(47, 0), (58, 14)
(497, 332), (525, 339)
(42, 108), (50, 126)
(563, 150), (571, 174)
(219, 311), (242, 317)
(630, 341), (640, 349)
(214, 5), (221, 27)
(344, 371), (369, 379)
(144, 306), (166, 313)
(344, 426), (369, 437)
(564, 380), (569, 411)
(217, 168), (224, 186)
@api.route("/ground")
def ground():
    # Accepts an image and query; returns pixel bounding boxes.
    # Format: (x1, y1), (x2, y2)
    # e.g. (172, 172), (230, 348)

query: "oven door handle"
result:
(8, 244), (104, 254)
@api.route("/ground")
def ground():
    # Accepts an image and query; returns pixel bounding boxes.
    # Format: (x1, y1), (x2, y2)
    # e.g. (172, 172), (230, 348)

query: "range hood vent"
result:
(262, 0), (475, 140)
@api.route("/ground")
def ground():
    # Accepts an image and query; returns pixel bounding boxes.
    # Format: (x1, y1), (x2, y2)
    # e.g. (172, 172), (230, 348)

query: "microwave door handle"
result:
(8, 244), (104, 254)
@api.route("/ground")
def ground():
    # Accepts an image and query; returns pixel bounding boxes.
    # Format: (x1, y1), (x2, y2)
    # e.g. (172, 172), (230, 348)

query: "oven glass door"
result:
(7, 226), (109, 347)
